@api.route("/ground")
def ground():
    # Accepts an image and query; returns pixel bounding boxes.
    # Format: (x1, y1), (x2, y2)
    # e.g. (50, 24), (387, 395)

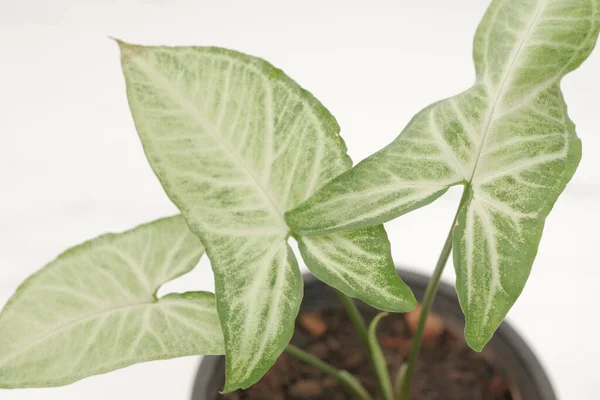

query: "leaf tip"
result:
(406, 291), (418, 310)
(222, 358), (271, 394)
(464, 324), (492, 353)
(466, 341), (485, 353)
(222, 375), (252, 394)
(112, 38), (143, 61)
(383, 286), (418, 313)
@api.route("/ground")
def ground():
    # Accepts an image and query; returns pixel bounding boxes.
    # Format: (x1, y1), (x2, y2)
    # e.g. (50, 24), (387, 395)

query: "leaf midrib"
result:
(128, 52), (289, 232)
(468, 0), (545, 184)
(0, 301), (156, 369)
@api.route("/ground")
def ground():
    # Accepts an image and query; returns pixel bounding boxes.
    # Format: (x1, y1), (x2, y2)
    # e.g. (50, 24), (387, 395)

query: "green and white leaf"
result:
(298, 226), (415, 312)
(0, 216), (224, 388)
(287, 0), (600, 350)
(118, 43), (415, 390)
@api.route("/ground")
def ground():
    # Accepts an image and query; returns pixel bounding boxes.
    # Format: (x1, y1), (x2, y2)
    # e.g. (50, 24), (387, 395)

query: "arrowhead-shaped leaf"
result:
(287, 0), (600, 350)
(118, 43), (415, 390)
(0, 216), (224, 388)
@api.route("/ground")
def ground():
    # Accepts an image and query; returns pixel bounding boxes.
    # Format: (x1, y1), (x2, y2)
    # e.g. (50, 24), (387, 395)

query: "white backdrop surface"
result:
(1, 0), (599, 399)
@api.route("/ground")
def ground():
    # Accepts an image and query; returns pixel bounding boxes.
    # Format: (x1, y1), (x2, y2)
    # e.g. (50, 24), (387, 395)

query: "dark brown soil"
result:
(219, 305), (515, 400)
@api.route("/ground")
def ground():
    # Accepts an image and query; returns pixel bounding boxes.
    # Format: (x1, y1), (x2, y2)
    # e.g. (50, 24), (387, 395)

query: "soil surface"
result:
(219, 305), (515, 400)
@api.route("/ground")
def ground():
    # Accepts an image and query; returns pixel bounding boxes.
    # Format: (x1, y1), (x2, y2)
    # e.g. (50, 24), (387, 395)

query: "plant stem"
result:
(396, 186), (471, 400)
(367, 313), (395, 400)
(336, 290), (394, 400)
(335, 290), (369, 345)
(285, 344), (372, 400)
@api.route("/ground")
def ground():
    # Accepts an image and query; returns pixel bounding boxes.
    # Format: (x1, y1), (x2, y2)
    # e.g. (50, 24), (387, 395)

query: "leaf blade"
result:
(0, 216), (224, 388)
(217, 240), (303, 391)
(287, 0), (600, 350)
(298, 226), (416, 312)
(118, 43), (415, 390)
(285, 123), (461, 235)
(456, 0), (597, 350)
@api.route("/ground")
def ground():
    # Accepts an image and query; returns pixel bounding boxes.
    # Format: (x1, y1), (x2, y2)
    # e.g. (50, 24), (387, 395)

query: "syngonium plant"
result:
(0, 0), (598, 399)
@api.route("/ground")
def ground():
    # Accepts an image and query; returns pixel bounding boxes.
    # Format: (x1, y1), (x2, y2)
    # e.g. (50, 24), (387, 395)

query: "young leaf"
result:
(0, 216), (224, 388)
(118, 42), (416, 390)
(287, 0), (600, 350)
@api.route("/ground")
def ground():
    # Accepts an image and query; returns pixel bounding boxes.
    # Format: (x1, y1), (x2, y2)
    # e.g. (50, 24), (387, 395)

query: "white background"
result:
(1, 0), (599, 398)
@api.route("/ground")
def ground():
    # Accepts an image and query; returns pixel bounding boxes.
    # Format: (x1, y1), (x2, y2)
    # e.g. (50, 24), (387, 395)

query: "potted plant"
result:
(0, 0), (597, 399)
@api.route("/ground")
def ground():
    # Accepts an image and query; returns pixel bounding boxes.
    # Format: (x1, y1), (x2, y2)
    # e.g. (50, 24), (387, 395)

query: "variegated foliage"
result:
(0, 217), (223, 388)
(118, 43), (416, 391)
(287, 0), (600, 350)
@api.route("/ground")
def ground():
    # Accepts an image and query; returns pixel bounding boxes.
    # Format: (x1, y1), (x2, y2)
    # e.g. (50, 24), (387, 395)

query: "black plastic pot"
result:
(192, 269), (557, 400)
